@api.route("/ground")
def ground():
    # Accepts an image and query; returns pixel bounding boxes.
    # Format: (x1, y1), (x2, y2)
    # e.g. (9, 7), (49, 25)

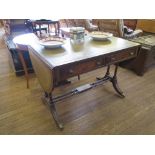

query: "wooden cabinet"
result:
(120, 35), (155, 76)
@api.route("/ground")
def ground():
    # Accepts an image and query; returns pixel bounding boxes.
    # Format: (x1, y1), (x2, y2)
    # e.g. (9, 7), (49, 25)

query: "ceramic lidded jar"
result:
(70, 27), (85, 43)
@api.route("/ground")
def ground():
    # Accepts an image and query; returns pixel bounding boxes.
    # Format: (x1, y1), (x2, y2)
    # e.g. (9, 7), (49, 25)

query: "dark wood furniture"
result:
(30, 19), (60, 37)
(121, 35), (155, 76)
(13, 33), (140, 129)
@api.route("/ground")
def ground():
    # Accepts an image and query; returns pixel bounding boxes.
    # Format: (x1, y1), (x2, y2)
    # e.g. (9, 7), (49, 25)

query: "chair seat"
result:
(124, 29), (143, 39)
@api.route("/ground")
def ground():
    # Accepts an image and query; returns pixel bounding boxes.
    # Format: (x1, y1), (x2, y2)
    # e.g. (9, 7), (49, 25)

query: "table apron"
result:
(54, 47), (138, 82)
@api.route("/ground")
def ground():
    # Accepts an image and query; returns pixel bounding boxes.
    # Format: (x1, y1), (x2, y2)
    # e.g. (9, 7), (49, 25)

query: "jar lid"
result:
(70, 27), (85, 33)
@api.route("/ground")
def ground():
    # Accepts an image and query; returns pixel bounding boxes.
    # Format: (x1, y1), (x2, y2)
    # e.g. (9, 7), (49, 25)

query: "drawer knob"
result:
(69, 69), (74, 74)
(96, 61), (101, 65)
(111, 57), (116, 61)
(130, 52), (134, 55)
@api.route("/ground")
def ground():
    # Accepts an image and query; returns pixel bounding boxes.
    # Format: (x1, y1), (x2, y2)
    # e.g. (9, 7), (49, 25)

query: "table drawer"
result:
(106, 48), (137, 64)
(57, 58), (105, 81)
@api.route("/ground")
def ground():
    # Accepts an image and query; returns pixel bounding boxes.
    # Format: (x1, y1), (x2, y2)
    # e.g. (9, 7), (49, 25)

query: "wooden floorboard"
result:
(0, 28), (155, 134)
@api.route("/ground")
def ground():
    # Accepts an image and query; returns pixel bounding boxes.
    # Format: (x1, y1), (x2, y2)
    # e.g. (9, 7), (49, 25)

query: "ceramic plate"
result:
(89, 32), (113, 40)
(39, 37), (65, 48)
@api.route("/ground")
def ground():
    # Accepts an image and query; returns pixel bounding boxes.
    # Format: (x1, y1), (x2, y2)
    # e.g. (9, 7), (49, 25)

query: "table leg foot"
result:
(111, 77), (125, 98)
(49, 101), (64, 129)
(96, 65), (125, 98)
(43, 93), (64, 129)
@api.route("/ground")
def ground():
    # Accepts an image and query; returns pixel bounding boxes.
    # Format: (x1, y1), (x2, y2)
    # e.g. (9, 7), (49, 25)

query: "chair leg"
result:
(18, 51), (29, 88)
(78, 75), (80, 80)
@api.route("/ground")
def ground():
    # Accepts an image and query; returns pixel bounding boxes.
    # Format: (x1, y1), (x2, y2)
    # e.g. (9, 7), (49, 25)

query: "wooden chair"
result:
(65, 19), (76, 27)
(97, 19), (142, 39)
(136, 19), (155, 34)
(98, 19), (124, 37)
(75, 19), (98, 32)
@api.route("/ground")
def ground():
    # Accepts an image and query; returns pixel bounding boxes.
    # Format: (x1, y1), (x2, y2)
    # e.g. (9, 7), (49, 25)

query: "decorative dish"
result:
(39, 37), (65, 48)
(89, 31), (113, 41)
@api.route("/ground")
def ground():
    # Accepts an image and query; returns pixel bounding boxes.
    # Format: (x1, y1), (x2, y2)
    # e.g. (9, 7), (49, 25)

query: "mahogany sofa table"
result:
(13, 33), (140, 129)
